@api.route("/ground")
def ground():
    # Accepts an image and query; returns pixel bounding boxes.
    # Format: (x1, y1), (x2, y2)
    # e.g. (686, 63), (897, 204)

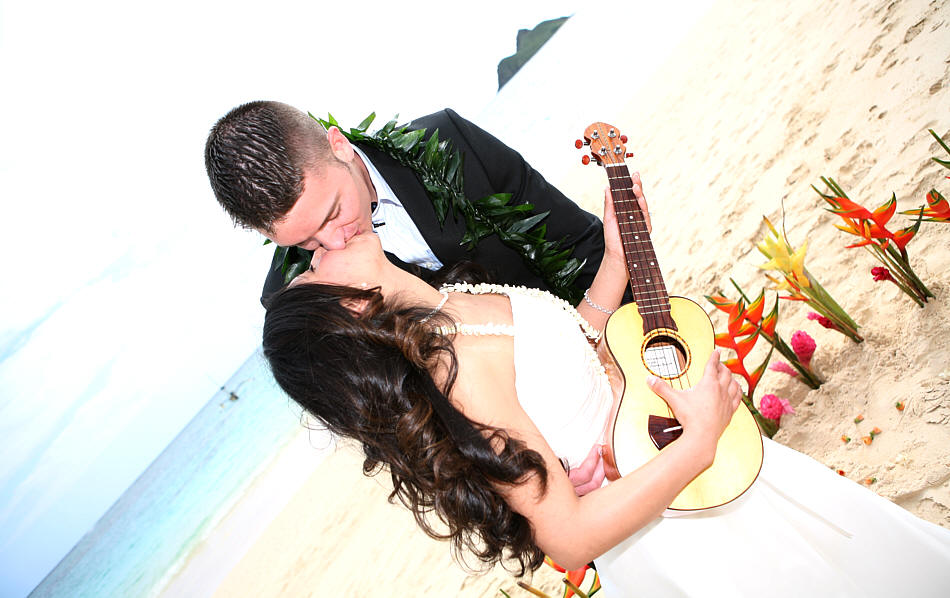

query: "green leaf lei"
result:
(269, 112), (586, 303)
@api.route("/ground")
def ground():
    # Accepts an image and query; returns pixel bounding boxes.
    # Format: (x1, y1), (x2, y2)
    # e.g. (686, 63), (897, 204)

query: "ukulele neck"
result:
(606, 163), (676, 333)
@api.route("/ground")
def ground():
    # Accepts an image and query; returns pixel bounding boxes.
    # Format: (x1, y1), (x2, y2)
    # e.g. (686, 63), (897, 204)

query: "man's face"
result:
(262, 129), (376, 252)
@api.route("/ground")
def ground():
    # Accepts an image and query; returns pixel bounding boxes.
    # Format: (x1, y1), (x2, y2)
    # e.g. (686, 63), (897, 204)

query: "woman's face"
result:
(290, 231), (385, 289)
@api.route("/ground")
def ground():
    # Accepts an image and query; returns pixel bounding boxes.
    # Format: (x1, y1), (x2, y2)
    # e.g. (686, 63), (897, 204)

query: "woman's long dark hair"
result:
(262, 280), (548, 574)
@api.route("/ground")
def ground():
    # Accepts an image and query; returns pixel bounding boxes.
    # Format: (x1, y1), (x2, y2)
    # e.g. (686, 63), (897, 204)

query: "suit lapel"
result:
(357, 142), (469, 267)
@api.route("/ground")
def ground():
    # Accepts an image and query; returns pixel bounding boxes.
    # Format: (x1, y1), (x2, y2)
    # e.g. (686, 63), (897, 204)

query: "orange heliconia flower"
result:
(543, 556), (598, 598)
(900, 189), (950, 223)
(824, 193), (919, 253)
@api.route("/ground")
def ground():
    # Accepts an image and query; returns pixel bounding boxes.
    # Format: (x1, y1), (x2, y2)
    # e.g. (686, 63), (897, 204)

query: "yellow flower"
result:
(758, 217), (810, 288)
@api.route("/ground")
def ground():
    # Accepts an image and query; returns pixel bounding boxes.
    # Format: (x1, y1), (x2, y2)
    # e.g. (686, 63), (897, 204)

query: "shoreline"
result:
(156, 428), (334, 598)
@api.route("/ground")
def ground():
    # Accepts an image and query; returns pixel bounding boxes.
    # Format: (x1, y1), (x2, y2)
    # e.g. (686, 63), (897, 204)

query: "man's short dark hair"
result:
(204, 101), (333, 232)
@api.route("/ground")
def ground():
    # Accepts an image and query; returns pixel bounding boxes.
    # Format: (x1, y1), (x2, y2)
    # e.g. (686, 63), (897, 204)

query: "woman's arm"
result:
(575, 173), (649, 331)
(462, 350), (741, 571)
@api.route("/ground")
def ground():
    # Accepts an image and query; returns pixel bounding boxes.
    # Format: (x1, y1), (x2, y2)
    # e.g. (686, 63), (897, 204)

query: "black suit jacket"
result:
(262, 108), (606, 301)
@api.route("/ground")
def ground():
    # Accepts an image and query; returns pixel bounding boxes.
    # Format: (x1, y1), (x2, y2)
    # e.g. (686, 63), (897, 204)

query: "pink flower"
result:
(871, 266), (893, 282)
(807, 311), (839, 331)
(759, 393), (795, 421)
(790, 330), (816, 366)
(769, 361), (799, 377)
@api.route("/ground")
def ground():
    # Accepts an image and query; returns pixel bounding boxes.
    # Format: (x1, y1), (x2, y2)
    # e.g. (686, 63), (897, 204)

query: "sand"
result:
(164, 1), (950, 596)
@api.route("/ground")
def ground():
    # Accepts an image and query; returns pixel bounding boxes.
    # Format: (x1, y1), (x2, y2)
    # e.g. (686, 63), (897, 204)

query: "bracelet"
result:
(584, 288), (616, 315)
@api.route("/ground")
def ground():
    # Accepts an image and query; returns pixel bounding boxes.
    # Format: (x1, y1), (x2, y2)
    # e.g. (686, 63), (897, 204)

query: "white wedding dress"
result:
(448, 285), (950, 598)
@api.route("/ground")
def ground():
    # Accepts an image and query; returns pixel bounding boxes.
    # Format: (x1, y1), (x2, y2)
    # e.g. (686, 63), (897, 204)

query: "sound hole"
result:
(643, 334), (688, 380)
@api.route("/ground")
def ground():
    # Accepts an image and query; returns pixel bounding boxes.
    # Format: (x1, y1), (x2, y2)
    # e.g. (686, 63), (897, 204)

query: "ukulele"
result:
(579, 122), (763, 511)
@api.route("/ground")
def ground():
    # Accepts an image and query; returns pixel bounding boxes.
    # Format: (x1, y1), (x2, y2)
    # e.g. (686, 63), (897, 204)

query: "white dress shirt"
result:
(353, 146), (444, 271)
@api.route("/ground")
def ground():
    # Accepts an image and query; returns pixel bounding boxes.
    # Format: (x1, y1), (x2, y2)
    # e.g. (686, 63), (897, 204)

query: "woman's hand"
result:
(603, 172), (651, 265)
(646, 350), (742, 463)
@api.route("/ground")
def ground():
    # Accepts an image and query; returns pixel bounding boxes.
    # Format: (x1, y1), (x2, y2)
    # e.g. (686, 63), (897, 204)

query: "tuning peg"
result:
(574, 139), (583, 149)
(581, 155), (591, 165)
(620, 135), (628, 143)
(625, 153), (634, 158)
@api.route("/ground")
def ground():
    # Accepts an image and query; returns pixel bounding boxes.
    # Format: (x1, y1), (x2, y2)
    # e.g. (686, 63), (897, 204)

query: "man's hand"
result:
(568, 443), (607, 496)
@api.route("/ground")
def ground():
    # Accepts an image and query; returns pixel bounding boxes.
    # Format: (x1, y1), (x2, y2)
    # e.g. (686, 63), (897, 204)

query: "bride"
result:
(262, 191), (950, 596)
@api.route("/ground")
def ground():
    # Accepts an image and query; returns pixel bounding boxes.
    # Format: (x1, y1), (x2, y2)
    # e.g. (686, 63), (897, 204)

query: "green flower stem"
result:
(743, 394), (778, 438)
(870, 246), (927, 306)
(881, 244), (934, 303)
(801, 270), (864, 342)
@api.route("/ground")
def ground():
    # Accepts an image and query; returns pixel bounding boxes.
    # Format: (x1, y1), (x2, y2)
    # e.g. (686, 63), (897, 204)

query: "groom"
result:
(204, 100), (610, 304)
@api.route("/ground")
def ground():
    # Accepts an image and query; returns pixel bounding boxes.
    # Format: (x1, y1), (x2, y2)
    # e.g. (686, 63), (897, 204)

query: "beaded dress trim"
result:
(434, 283), (602, 341)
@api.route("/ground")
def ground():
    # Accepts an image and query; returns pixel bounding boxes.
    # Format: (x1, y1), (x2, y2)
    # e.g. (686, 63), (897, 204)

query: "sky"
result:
(0, 1), (718, 595)
(0, 0), (583, 594)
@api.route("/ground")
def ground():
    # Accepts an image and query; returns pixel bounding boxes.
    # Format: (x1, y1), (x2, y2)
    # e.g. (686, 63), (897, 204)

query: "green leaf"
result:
(394, 128), (426, 152)
(355, 112), (376, 133)
(432, 196), (449, 224)
(281, 261), (306, 284)
(474, 193), (513, 208)
(930, 128), (950, 162)
(446, 152), (463, 185)
(423, 128), (441, 168)
(507, 211), (550, 234)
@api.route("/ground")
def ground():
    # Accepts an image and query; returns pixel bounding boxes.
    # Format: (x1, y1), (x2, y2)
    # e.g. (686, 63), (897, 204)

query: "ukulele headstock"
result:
(578, 122), (633, 167)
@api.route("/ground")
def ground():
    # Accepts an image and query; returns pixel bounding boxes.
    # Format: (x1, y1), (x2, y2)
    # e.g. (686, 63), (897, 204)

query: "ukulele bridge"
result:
(648, 415), (683, 450)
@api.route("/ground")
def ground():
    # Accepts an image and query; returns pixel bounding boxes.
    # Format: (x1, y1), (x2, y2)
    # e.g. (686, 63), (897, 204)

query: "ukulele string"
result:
(616, 159), (685, 418)
(611, 158), (676, 417)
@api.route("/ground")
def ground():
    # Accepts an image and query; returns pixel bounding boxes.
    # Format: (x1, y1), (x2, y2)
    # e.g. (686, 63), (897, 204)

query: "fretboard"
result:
(605, 163), (676, 333)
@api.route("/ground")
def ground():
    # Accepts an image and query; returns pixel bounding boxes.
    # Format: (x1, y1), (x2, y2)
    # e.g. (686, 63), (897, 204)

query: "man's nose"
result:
(315, 227), (346, 251)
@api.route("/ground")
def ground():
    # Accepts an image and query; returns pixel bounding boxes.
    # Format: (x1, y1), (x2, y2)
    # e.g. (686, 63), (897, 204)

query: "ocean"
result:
(28, 349), (309, 598)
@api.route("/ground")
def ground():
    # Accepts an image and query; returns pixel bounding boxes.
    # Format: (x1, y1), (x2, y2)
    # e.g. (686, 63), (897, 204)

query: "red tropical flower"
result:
(807, 311), (839, 331)
(871, 266), (893, 282)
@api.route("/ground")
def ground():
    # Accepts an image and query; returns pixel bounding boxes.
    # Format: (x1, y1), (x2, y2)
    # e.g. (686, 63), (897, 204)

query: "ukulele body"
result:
(601, 295), (764, 512)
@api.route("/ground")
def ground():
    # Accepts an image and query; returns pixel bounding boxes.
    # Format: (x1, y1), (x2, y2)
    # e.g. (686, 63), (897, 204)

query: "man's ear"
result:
(326, 126), (355, 163)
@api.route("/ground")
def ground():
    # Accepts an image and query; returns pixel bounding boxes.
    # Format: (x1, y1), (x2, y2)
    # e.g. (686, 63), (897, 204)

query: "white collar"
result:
(352, 146), (403, 222)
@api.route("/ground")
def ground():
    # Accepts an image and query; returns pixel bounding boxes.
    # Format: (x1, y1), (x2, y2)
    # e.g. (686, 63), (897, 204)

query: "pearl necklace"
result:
(436, 283), (602, 342)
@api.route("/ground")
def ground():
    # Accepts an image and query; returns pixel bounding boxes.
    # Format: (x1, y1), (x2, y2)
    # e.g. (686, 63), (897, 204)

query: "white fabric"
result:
(500, 288), (950, 597)
(354, 146), (443, 271)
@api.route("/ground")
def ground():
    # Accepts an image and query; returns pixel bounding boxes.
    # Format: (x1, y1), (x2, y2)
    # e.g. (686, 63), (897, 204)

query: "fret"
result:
(630, 298), (669, 307)
(637, 306), (669, 316)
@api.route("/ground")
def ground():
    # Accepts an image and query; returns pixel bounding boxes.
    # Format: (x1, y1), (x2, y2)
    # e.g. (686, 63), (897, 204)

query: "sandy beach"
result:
(162, 1), (950, 596)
